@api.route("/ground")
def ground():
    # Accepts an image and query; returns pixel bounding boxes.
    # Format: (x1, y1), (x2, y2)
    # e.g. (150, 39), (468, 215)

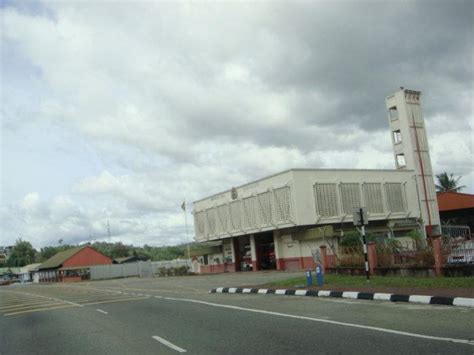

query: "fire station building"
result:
(191, 88), (441, 273)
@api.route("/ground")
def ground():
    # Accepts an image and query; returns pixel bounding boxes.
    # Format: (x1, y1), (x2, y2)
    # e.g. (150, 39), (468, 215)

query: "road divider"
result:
(209, 287), (474, 308)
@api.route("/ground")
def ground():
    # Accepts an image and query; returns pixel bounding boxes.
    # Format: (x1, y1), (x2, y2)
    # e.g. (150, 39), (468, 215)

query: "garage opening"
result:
(255, 232), (276, 270)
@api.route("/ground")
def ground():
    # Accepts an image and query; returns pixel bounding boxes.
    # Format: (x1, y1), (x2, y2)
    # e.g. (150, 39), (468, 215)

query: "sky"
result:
(1, 0), (473, 249)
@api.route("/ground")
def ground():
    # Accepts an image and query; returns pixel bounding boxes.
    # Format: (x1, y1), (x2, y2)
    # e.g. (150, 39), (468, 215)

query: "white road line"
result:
(96, 309), (108, 314)
(7, 290), (84, 308)
(161, 296), (474, 346)
(152, 335), (187, 353)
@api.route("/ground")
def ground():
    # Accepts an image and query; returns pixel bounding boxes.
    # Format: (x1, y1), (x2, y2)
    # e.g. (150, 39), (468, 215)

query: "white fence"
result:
(90, 260), (192, 280)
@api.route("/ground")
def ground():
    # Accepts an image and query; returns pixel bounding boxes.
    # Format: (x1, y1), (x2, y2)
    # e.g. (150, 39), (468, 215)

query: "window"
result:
(396, 154), (406, 168)
(389, 106), (398, 120)
(393, 130), (402, 144)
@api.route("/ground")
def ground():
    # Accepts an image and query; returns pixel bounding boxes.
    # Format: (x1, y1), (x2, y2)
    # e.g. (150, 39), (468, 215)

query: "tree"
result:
(7, 239), (36, 267)
(435, 172), (466, 192)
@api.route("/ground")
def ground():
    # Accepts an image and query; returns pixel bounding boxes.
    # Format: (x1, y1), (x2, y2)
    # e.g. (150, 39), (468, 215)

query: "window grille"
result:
(363, 183), (384, 214)
(217, 205), (229, 233)
(340, 183), (361, 214)
(314, 183), (339, 217)
(229, 200), (241, 230)
(274, 186), (291, 223)
(206, 208), (217, 235)
(257, 191), (273, 226)
(385, 183), (405, 212)
(243, 196), (257, 229)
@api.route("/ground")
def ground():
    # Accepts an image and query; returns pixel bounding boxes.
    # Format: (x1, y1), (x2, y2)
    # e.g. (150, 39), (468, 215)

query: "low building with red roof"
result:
(437, 192), (474, 232)
(36, 245), (113, 283)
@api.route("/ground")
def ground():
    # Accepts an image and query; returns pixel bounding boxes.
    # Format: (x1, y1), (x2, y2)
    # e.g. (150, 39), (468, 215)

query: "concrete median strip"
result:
(209, 288), (474, 308)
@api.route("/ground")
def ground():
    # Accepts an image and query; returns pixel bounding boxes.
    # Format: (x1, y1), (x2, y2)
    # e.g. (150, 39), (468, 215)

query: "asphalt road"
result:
(1, 273), (473, 354)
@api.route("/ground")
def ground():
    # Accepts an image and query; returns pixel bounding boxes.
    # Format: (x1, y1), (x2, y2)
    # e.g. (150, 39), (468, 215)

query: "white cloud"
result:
(1, 1), (472, 248)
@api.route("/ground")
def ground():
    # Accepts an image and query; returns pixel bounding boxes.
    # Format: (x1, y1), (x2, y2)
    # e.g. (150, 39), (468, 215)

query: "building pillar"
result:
(250, 234), (259, 271)
(431, 235), (442, 277)
(231, 237), (241, 272)
(273, 230), (282, 271)
(319, 246), (328, 273)
(367, 242), (377, 276)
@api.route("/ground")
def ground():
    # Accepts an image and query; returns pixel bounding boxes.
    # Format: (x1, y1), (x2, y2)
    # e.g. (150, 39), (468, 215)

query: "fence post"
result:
(367, 242), (377, 276)
(319, 246), (328, 273)
(431, 235), (442, 277)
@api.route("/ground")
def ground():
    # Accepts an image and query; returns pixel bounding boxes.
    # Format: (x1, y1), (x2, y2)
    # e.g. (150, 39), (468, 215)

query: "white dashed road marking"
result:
(152, 335), (187, 353)
(96, 309), (108, 314)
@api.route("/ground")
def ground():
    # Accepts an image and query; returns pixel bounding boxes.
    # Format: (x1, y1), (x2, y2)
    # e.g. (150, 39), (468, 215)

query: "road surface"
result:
(0, 272), (472, 354)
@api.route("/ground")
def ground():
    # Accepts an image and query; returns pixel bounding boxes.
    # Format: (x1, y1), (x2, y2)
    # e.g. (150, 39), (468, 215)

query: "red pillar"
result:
(319, 246), (328, 273)
(431, 235), (442, 277)
(367, 242), (377, 276)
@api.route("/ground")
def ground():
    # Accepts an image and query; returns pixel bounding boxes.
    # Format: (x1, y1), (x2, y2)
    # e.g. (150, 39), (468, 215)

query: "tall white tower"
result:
(385, 89), (440, 236)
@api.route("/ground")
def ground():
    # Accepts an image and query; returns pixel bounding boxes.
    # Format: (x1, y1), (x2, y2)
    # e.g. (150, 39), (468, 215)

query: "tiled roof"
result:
(437, 192), (474, 212)
(37, 246), (85, 270)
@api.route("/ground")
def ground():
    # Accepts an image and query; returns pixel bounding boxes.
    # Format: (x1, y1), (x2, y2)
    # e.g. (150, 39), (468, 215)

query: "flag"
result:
(181, 200), (186, 211)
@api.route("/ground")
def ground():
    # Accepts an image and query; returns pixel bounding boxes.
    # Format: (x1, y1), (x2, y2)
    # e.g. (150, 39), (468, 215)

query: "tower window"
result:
(393, 130), (402, 144)
(396, 154), (406, 168)
(389, 106), (398, 120)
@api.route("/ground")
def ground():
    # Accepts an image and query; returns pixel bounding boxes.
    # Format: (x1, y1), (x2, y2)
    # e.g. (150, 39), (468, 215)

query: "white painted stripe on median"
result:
(228, 288), (237, 294)
(161, 296), (474, 346)
(152, 335), (187, 353)
(275, 289), (286, 295)
(342, 292), (359, 299)
(215, 287), (224, 293)
(409, 295), (432, 304)
(96, 309), (108, 314)
(243, 288), (252, 294)
(453, 298), (474, 308)
(374, 293), (392, 301)
(318, 290), (331, 297)
(295, 290), (308, 296)
(257, 289), (268, 294)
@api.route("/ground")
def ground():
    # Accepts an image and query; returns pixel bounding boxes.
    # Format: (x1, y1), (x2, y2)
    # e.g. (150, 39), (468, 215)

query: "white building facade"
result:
(192, 89), (441, 273)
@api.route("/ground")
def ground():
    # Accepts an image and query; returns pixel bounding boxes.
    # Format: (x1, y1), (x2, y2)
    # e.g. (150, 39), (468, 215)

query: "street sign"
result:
(353, 207), (368, 226)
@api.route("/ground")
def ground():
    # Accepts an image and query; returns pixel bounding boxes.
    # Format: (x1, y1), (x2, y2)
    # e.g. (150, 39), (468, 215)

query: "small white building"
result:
(19, 263), (41, 283)
(192, 88), (441, 273)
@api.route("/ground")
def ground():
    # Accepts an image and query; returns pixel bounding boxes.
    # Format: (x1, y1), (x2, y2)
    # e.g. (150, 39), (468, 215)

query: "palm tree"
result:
(435, 172), (466, 192)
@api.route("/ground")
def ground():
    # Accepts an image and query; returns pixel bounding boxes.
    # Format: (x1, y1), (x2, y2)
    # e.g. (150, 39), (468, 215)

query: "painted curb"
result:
(209, 287), (474, 308)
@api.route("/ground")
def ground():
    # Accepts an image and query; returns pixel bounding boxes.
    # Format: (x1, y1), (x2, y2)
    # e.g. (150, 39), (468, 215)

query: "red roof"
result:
(437, 192), (474, 212)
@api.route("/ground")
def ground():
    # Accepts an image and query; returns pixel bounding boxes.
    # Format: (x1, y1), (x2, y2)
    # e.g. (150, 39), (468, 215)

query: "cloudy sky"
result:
(1, 0), (472, 249)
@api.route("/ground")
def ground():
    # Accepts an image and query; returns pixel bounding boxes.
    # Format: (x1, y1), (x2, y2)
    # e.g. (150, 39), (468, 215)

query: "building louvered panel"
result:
(257, 191), (273, 226)
(363, 183), (384, 214)
(206, 208), (217, 235)
(217, 205), (229, 233)
(274, 186), (291, 223)
(229, 200), (242, 231)
(340, 183), (361, 214)
(314, 183), (339, 217)
(195, 211), (206, 237)
(385, 183), (405, 212)
(242, 196), (257, 230)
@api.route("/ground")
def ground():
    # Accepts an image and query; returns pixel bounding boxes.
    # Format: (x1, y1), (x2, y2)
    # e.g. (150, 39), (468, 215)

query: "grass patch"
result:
(267, 274), (474, 289)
